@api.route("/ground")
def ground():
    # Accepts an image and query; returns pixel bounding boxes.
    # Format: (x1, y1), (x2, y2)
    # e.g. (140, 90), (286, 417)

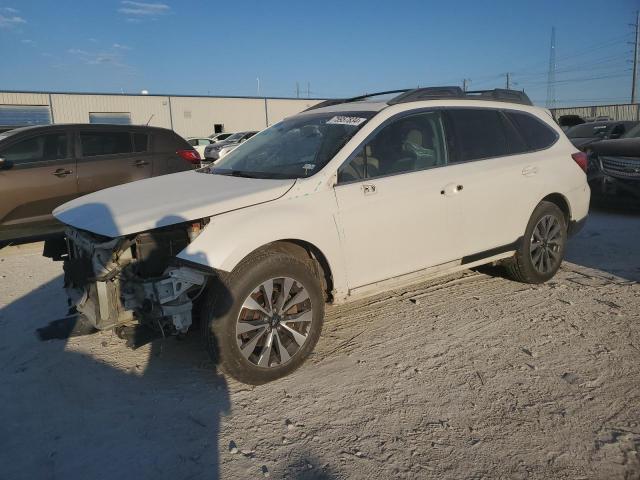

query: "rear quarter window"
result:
(506, 111), (558, 151)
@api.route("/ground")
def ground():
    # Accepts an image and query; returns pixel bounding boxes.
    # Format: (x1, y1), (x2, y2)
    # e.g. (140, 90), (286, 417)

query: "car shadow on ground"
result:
(1, 204), (232, 480)
(1, 272), (231, 480)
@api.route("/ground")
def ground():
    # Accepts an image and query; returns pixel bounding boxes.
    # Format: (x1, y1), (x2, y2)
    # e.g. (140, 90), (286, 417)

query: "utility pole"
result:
(505, 72), (512, 90)
(546, 27), (557, 108)
(296, 82), (300, 99)
(256, 77), (261, 97)
(306, 82), (310, 98)
(462, 78), (471, 92)
(632, 11), (639, 103)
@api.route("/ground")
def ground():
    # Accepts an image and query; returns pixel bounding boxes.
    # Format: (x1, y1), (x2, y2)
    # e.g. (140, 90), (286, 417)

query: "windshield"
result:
(566, 123), (611, 139)
(224, 132), (245, 143)
(203, 111), (375, 179)
(623, 123), (640, 139)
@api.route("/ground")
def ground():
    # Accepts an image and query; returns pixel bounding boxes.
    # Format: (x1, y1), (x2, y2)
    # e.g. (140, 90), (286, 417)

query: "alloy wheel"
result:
(235, 277), (313, 368)
(529, 214), (563, 274)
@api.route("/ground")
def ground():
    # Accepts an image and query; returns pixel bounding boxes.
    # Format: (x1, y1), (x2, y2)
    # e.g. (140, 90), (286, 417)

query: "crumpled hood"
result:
(54, 170), (295, 238)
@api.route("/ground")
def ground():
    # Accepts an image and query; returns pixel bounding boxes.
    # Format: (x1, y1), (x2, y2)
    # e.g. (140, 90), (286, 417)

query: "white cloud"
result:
(67, 46), (132, 69)
(113, 43), (131, 50)
(118, 1), (170, 17)
(21, 39), (34, 45)
(0, 13), (26, 28)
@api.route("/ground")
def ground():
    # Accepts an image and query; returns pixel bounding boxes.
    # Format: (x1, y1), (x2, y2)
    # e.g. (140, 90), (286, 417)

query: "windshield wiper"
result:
(212, 169), (262, 178)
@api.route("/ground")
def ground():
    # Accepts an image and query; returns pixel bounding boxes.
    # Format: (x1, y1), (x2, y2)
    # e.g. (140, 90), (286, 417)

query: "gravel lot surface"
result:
(1, 207), (639, 480)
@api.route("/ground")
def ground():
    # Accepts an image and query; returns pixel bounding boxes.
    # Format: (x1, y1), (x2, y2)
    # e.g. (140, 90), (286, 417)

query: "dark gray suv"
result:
(0, 124), (199, 245)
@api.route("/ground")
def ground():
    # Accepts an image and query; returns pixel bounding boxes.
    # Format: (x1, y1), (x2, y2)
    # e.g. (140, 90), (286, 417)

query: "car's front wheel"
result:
(202, 249), (324, 385)
(505, 201), (567, 284)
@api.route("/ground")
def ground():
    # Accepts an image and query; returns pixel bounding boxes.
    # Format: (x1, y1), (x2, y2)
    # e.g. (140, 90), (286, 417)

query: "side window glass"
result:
(337, 149), (365, 183)
(367, 111), (448, 178)
(448, 109), (509, 162)
(505, 111), (557, 150)
(188, 139), (197, 147)
(337, 112), (448, 184)
(80, 131), (133, 157)
(0, 133), (67, 164)
(500, 113), (528, 154)
(133, 133), (148, 152)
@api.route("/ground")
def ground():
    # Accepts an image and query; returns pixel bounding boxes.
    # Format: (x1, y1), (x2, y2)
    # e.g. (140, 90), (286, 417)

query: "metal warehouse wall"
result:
(0, 91), (322, 137)
(551, 103), (640, 121)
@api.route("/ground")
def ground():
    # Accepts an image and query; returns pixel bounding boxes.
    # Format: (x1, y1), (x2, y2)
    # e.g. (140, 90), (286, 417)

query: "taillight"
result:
(177, 149), (201, 164)
(571, 151), (588, 173)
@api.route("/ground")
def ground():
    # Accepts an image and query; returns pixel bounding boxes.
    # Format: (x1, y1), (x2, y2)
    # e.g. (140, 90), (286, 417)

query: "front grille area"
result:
(601, 156), (640, 178)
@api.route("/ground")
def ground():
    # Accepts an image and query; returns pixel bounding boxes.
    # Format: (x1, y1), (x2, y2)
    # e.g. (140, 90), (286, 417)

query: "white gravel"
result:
(0, 207), (639, 479)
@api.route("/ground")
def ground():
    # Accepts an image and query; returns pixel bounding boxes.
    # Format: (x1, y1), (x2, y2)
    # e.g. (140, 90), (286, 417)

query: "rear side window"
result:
(133, 133), (148, 152)
(0, 133), (67, 164)
(505, 112), (557, 150)
(447, 109), (509, 162)
(80, 131), (132, 157)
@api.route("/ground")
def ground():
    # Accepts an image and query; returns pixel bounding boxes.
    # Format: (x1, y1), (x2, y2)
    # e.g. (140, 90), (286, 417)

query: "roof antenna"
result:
(146, 114), (154, 126)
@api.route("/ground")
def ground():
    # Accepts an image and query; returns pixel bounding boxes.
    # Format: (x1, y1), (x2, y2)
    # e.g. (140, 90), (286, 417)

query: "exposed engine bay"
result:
(50, 221), (209, 338)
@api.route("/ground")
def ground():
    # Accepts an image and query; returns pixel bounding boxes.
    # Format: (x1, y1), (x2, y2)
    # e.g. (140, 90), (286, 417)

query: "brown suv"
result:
(0, 124), (199, 245)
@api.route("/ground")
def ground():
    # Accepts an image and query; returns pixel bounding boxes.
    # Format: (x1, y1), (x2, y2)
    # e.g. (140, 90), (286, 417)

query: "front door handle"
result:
(522, 165), (538, 177)
(135, 160), (150, 167)
(52, 168), (72, 177)
(362, 184), (376, 195)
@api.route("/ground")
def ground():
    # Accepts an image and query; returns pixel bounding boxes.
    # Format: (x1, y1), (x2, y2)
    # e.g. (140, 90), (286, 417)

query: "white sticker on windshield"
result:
(326, 116), (367, 126)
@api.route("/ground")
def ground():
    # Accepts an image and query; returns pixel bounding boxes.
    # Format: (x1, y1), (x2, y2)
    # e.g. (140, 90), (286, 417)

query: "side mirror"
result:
(0, 157), (11, 170)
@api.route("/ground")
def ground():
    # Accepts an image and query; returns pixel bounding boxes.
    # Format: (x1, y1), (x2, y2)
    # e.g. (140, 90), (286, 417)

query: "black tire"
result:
(505, 201), (567, 284)
(201, 249), (324, 385)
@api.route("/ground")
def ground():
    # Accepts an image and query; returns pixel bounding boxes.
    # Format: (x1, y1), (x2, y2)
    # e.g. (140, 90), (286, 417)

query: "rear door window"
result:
(500, 112), (528, 154)
(505, 111), (557, 150)
(133, 133), (149, 152)
(80, 131), (133, 157)
(446, 109), (509, 163)
(0, 133), (68, 165)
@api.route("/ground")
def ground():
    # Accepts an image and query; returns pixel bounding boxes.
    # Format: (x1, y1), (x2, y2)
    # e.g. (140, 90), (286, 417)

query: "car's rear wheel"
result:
(505, 201), (567, 284)
(201, 250), (324, 385)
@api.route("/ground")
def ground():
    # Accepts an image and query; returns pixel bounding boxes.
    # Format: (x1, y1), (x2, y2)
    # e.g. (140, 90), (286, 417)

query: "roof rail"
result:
(389, 87), (532, 106)
(464, 88), (532, 106)
(303, 89), (410, 111)
(387, 86), (464, 104)
(304, 86), (533, 112)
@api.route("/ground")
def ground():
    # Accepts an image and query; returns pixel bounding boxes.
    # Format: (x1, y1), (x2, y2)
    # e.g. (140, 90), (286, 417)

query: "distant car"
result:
(203, 131), (258, 163)
(587, 123), (640, 202)
(187, 137), (215, 158)
(0, 124), (199, 245)
(208, 132), (234, 142)
(557, 114), (585, 132)
(566, 121), (638, 151)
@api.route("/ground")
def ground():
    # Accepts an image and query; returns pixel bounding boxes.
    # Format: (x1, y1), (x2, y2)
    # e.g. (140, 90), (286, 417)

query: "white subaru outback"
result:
(49, 87), (590, 384)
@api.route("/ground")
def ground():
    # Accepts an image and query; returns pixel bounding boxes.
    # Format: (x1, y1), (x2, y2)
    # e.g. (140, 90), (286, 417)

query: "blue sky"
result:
(0, 0), (637, 106)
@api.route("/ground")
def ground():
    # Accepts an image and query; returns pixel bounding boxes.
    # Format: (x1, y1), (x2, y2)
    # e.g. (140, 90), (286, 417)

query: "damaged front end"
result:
(48, 221), (210, 339)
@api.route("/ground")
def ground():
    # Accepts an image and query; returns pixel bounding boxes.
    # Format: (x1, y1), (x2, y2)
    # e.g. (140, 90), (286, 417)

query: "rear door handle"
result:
(52, 168), (72, 177)
(135, 160), (150, 167)
(362, 184), (376, 195)
(522, 166), (538, 177)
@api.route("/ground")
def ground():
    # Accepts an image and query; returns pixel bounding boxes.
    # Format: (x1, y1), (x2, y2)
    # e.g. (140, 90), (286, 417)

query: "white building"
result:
(0, 91), (323, 137)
